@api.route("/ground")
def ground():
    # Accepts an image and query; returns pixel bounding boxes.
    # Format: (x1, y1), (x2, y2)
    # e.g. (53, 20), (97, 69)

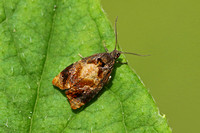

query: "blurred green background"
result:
(102, 0), (200, 133)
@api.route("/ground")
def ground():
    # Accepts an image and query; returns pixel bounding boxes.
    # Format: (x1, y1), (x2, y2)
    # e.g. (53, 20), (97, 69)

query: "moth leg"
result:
(78, 53), (84, 59)
(116, 61), (128, 65)
(107, 75), (112, 83)
(103, 40), (109, 53)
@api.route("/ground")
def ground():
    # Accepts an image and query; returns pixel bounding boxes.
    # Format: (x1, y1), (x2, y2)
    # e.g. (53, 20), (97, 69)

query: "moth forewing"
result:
(52, 17), (147, 109)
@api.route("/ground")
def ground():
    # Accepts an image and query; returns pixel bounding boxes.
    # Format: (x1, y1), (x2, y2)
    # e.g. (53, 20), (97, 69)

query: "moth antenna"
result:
(119, 51), (150, 56)
(115, 16), (118, 50)
(114, 17), (149, 57)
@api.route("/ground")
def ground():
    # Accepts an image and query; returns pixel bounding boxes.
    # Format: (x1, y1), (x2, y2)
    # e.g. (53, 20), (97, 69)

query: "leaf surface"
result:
(0, 0), (171, 132)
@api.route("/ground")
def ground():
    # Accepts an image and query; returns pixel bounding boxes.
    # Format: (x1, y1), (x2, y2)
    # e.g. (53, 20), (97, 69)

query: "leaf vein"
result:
(107, 88), (128, 133)
(28, 1), (58, 132)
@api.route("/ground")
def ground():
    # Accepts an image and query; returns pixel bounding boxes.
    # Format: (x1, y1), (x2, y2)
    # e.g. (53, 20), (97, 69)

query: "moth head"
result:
(111, 50), (121, 59)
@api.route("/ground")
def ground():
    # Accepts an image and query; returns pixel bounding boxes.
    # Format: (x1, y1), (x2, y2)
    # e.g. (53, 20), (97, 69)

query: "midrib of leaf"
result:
(28, 0), (58, 132)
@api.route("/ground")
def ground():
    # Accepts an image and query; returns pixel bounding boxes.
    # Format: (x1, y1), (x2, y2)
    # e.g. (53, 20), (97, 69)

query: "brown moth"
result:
(52, 17), (147, 109)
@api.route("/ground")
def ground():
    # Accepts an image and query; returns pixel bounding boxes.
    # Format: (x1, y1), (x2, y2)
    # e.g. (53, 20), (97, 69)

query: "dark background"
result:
(102, 0), (200, 133)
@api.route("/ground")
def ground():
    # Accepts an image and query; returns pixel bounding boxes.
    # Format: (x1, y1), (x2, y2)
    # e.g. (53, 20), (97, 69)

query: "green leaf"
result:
(0, 0), (171, 132)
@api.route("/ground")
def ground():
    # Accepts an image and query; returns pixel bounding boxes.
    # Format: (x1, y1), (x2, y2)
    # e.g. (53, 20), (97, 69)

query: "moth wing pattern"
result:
(52, 53), (115, 109)
(52, 63), (74, 90)
(65, 70), (112, 109)
(52, 17), (144, 109)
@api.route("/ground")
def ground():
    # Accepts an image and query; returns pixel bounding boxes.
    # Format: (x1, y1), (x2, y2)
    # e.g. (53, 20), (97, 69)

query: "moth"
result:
(52, 17), (147, 109)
